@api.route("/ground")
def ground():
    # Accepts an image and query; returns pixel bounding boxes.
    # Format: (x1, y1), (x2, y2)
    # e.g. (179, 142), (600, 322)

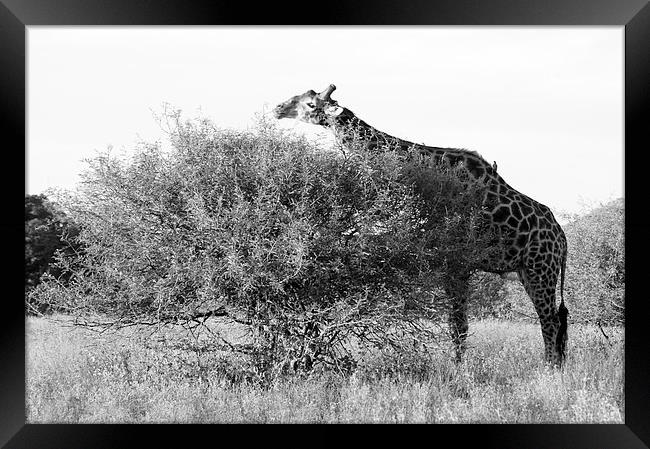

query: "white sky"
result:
(27, 27), (623, 216)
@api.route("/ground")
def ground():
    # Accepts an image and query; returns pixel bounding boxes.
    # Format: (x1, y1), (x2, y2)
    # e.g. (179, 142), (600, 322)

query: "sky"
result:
(27, 27), (623, 217)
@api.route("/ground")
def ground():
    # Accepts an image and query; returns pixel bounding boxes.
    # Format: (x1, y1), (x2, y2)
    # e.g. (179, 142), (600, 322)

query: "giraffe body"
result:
(274, 85), (569, 366)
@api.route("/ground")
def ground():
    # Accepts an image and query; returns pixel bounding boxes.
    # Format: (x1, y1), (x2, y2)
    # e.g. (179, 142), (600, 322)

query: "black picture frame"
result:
(2, 0), (648, 447)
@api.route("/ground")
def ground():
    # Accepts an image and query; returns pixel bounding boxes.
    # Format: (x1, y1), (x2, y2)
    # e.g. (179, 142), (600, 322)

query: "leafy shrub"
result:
(562, 199), (624, 325)
(25, 193), (82, 313)
(32, 111), (496, 380)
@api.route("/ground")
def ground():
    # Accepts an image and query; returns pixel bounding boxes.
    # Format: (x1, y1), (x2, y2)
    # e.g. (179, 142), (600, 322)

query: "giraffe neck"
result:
(325, 107), (417, 152)
(323, 107), (503, 185)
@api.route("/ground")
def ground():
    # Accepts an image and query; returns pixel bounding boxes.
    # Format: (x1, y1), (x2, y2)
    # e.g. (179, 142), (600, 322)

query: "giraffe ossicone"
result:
(274, 84), (569, 367)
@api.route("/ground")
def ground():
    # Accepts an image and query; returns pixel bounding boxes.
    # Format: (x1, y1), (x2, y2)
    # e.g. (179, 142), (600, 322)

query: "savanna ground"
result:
(26, 314), (623, 423)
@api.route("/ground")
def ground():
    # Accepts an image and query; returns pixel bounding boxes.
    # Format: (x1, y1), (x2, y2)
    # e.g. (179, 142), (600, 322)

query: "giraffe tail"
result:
(560, 245), (567, 309)
(556, 251), (568, 363)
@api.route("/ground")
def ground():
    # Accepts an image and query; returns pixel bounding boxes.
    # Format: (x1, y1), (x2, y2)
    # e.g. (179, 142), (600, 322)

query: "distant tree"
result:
(561, 199), (624, 325)
(31, 112), (497, 380)
(25, 194), (82, 314)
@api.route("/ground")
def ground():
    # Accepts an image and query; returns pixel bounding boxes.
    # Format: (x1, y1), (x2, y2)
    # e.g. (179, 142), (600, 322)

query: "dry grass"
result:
(26, 315), (623, 423)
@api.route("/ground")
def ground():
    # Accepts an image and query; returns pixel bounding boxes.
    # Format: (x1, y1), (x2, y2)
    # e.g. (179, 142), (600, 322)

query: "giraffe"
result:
(273, 84), (569, 367)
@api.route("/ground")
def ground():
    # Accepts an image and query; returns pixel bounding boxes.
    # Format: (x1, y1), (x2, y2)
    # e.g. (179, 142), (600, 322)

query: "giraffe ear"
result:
(324, 104), (344, 117)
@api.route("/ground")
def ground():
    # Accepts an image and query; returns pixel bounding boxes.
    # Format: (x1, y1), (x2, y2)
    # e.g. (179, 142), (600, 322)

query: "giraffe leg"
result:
(518, 267), (565, 367)
(445, 274), (470, 363)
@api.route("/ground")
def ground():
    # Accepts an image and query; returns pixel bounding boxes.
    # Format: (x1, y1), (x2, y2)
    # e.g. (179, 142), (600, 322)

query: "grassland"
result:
(26, 314), (623, 423)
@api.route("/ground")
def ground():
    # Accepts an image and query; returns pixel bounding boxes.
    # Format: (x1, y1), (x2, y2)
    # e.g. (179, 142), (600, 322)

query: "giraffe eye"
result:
(306, 102), (316, 108)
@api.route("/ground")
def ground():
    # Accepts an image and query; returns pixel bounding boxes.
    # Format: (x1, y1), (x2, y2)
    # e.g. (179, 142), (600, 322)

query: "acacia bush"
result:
(562, 199), (624, 325)
(31, 112), (496, 380)
(25, 193), (82, 313)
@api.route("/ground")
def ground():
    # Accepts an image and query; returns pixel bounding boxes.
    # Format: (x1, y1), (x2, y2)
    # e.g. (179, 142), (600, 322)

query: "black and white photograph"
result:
(24, 25), (626, 425)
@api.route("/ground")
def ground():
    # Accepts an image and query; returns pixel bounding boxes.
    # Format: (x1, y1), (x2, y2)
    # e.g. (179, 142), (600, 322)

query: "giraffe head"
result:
(273, 84), (344, 125)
